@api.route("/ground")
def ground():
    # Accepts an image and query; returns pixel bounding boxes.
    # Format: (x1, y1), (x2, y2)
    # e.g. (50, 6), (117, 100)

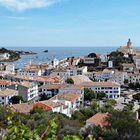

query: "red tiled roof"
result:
(86, 112), (108, 127)
(33, 103), (52, 111)
(0, 80), (11, 85)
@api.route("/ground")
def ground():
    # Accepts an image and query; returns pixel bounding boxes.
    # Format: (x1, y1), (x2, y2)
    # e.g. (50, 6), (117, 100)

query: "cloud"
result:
(0, 0), (62, 11)
(2, 16), (28, 20)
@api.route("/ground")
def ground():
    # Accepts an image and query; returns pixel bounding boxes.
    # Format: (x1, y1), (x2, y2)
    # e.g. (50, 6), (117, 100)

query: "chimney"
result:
(19, 100), (22, 104)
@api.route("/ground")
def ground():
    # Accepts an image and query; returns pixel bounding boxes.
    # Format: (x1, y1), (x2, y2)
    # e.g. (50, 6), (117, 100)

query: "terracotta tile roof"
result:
(122, 63), (134, 67)
(14, 75), (64, 83)
(81, 82), (120, 87)
(41, 100), (62, 108)
(49, 92), (82, 102)
(10, 103), (33, 113)
(18, 82), (35, 88)
(0, 80), (11, 85)
(19, 68), (41, 72)
(86, 112), (109, 127)
(51, 68), (66, 72)
(129, 73), (140, 76)
(33, 103), (52, 111)
(60, 84), (84, 90)
(70, 75), (92, 85)
(102, 69), (114, 73)
(133, 55), (140, 59)
(39, 84), (66, 89)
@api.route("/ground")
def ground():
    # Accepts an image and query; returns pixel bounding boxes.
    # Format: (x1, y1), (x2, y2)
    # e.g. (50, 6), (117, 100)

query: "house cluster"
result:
(1, 39), (140, 117)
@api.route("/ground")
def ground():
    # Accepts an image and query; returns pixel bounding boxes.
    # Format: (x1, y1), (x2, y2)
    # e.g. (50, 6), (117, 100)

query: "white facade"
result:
(83, 57), (95, 64)
(59, 85), (84, 95)
(0, 53), (10, 61)
(6, 64), (15, 73)
(98, 53), (108, 62)
(50, 66), (87, 79)
(83, 82), (121, 99)
(122, 64), (134, 71)
(83, 72), (94, 80)
(18, 83), (38, 101)
(17, 69), (42, 76)
(108, 61), (113, 68)
(108, 71), (128, 85)
(93, 69), (115, 82)
(52, 58), (59, 68)
(128, 74), (140, 84)
(0, 80), (11, 91)
(49, 93), (83, 117)
(133, 56), (140, 68)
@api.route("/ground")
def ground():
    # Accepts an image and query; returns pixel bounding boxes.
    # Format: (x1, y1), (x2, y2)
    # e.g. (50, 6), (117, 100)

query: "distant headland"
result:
(0, 48), (37, 62)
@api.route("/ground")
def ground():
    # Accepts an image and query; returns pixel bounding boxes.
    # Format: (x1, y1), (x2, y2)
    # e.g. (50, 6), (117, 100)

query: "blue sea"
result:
(5, 46), (140, 68)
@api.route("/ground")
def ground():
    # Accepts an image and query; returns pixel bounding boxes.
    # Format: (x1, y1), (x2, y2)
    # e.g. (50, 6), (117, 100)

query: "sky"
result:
(0, 0), (140, 47)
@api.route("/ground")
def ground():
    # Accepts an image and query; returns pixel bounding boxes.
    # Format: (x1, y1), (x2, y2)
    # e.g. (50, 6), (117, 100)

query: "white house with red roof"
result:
(11, 92), (83, 117)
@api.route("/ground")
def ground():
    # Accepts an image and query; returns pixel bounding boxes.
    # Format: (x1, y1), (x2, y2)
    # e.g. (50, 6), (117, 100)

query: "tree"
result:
(133, 93), (140, 102)
(105, 99), (117, 106)
(71, 111), (85, 123)
(97, 92), (107, 100)
(88, 53), (97, 58)
(84, 88), (96, 102)
(39, 93), (50, 101)
(107, 109), (140, 140)
(4, 121), (41, 140)
(9, 96), (23, 104)
(62, 135), (82, 140)
(101, 99), (116, 113)
(65, 78), (74, 84)
(79, 108), (94, 120)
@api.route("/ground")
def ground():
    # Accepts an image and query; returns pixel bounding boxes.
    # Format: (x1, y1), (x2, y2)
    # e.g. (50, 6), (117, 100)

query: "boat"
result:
(44, 50), (48, 53)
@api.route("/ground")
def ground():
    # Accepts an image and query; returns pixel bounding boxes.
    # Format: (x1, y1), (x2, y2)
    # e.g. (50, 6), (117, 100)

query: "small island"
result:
(16, 50), (37, 55)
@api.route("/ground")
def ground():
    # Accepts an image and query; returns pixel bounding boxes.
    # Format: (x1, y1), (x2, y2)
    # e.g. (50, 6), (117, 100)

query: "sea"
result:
(5, 46), (140, 69)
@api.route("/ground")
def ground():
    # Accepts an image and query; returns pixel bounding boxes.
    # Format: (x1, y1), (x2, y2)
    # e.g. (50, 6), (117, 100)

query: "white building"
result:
(59, 84), (84, 95)
(83, 72), (94, 80)
(52, 58), (59, 68)
(133, 56), (140, 68)
(0, 53), (10, 61)
(82, 82), (120, 99)
(6, 64), (15, 73)
(108, 70), (128, 85)
(0, 89), (18, 105)
(17, 68), (42, 76)
(96, 53), (108, 62)
(0, 80), (12, 90)
(128, 73), (140, 84)
(10, 92), (83, 117)
(18, 82), (38, 101)
(50, 66), (87, 79)
(93, 69), (115, 82)
(122, 63), (135, 71)
(108, 61), (113, 68)
(39, 84), (65, 97)
(83, 56), (95, 64)
(41, 92), (83, 117)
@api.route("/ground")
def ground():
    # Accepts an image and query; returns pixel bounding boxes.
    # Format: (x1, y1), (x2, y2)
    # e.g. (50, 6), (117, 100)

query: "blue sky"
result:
(0, 0), (140, 47)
